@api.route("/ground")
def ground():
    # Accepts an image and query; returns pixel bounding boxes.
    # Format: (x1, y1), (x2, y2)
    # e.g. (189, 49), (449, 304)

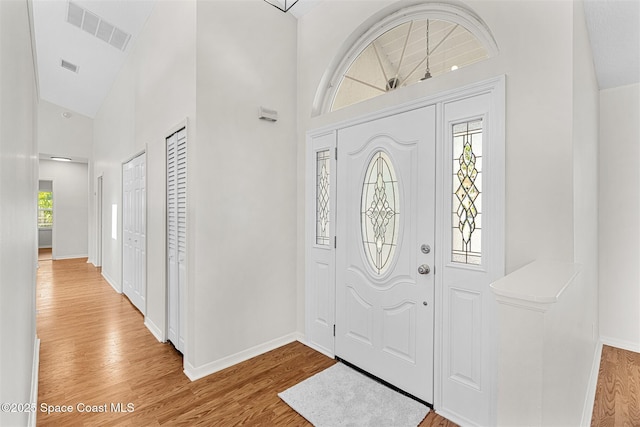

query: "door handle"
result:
(418, 264), (430, 275)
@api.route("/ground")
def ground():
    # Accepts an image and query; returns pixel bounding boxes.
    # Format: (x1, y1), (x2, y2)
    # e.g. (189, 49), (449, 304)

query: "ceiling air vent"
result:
(109, 28), (130, 51)
(67, 1), (83, 27)
(66, 1), (131, 52)
(96, 21), (115, 44)
(60, 59), (79, 73)
(81, 10), (100, 36)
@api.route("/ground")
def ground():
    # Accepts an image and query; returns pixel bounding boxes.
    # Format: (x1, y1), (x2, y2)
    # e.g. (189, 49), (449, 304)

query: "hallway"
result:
(36, 258), (456, 425)
(36, 258), (327, 425)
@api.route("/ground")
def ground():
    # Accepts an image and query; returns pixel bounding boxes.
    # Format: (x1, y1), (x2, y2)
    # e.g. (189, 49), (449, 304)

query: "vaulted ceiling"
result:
(29, 0), (639, 119)
(31, 0), (155, 118)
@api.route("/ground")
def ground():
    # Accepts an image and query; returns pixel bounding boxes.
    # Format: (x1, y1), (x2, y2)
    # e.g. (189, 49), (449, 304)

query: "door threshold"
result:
(335, 356), (433, 409)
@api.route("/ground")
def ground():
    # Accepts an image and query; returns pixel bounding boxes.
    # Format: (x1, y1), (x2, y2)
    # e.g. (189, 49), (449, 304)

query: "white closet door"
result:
(167, 128), (187, 352)
(122, 153), (146, 314)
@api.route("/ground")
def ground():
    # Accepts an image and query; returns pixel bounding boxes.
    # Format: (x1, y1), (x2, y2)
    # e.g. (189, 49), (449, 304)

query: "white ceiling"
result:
(31, 0), (155, 118)
(30, 0), (639, 119)
(584, 0), (640, 89)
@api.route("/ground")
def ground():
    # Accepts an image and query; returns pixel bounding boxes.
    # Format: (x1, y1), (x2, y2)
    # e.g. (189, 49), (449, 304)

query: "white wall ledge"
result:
(491, 259), (592, 426)
(490, 260), (581, 311)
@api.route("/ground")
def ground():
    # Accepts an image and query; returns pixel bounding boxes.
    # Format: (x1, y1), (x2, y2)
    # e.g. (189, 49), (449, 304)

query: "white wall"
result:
(91, 0), (196, 336)
(38, 99), (93, 160)
(599, 82), (640, 352)
(554, 2), (600, 423)
(493, 4), (600, 424)
(92, 0), (299, 378)
(39, 160), (89, 259)
(91, 55), (136, 288)
(0, 0), (38, 425)
(38, 229), (52, 248)
(190, 0), (298, 373)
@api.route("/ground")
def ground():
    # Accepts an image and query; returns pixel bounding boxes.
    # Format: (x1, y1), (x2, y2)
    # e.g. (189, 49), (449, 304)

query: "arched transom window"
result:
(318, 4), (498, 114)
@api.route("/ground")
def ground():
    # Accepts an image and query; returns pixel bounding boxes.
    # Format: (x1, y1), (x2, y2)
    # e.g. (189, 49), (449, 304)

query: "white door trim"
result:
(306, 75), (505, 424)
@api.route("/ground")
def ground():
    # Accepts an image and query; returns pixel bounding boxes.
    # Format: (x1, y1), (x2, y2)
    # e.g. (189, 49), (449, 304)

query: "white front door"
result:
(336, 106), (436, 403)
(122, 153), (146, 314)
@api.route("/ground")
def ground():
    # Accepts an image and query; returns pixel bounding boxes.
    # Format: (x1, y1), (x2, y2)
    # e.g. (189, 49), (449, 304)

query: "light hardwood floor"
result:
(591, 345), (640, 426)
(37, 258), (456, 426)
(38, 247), (52, 261)
(40, 258), (640, 426)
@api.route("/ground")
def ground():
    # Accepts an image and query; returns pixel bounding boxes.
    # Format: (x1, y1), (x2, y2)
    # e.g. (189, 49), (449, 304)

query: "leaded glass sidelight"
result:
(361, 151), (400, 275)
(316, 150), (331, 245)
(452, 119), (482, 265)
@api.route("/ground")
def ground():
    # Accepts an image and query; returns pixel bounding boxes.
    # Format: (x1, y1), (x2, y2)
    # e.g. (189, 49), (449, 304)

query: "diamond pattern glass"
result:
(452, 120), (482, 265)
(361, 151), (400, 274)
(316, 150), (331, 245)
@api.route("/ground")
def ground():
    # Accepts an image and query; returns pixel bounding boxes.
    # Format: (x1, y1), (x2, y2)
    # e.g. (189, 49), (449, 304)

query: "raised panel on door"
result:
(122, 153), (146, 315)
(382, 300), (416, 363)
(336, 106), (436, 403)
(448, 287), (482, 389)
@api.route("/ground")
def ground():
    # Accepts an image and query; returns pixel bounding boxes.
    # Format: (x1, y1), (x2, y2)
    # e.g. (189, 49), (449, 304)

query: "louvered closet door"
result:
(167, 128), (187, 353)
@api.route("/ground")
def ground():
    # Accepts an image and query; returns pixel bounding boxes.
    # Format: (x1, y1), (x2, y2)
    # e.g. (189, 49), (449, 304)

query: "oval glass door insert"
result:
(361, 151), (400, 275)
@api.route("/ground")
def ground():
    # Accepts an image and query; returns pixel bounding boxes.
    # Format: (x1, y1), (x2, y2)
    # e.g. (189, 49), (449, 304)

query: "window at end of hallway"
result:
(38, 191), (53, 228)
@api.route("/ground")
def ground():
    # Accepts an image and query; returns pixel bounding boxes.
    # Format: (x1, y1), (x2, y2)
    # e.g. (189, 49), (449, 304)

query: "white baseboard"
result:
(436, 408), (480, 427)
(101, 271), (121, 293)
(600, 335), (640, 353)
(28, 336), (40, 427)
(52, 254), (89, 260)
(292, 331), (305, 343)
(144, 318), (165, 343)
(581, 340), (602, 426)
(184, 332), (299, 381)
(298, 336), (335, 359)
